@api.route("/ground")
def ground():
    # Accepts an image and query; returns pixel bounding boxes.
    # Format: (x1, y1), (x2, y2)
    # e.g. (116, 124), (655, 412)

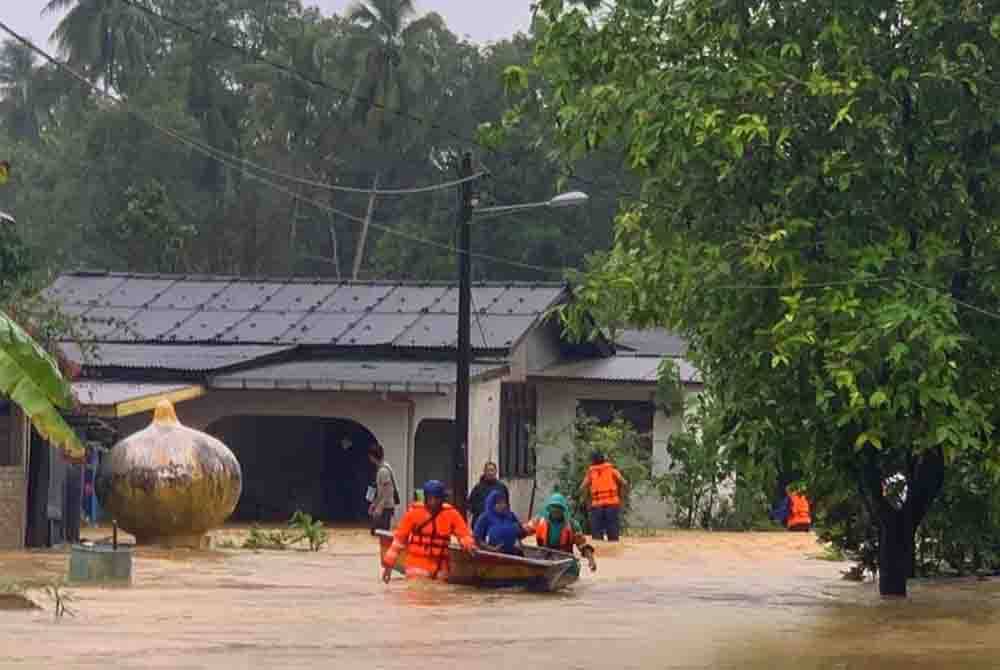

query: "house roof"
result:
(210, 360), (508, 394)
(59, 342), (293, 372)
(532, 356), (701, 385)
(72, 381), (206, 418)
(48, 272), (566, 353)
(615, 328), (688, 357)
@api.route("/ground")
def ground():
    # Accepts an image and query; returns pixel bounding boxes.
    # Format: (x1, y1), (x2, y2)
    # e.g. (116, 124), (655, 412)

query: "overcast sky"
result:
(6, 1), (535, 53)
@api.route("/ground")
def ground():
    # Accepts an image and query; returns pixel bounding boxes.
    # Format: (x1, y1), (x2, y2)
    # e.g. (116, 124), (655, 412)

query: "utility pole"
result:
(453, 152), (475, 513)
(352, 173), (379, 280)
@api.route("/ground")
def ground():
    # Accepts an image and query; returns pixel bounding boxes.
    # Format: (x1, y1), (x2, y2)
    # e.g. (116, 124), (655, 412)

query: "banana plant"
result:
(0, 311), (83, 459)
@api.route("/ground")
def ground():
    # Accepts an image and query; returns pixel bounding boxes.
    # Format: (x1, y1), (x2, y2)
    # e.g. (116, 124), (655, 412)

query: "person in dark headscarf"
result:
(467, 461), (509, 527)
(473, 489), (527, 555)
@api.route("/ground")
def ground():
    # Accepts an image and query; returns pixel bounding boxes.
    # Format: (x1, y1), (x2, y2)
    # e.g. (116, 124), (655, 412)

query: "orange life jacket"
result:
(786, 493), (811, 529)
(534, 519), (576, 552)
(588, 463), (622, 508)
(383, 502), (474, 579)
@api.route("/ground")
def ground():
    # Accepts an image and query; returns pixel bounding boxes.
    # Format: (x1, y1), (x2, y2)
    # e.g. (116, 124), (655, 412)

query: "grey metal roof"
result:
(59, 342), (293, 372)
(616, 328), (688, 357)
(210, 360), (508, 393)
(73, 381), (199, 407)
(49, 273), (566, 352)
(532, 356), (701, 385)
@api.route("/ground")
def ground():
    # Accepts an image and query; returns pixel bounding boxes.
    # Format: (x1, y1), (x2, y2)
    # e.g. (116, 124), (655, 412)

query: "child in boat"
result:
(473, 489), (528, 555)
(527, 493), (597, 572)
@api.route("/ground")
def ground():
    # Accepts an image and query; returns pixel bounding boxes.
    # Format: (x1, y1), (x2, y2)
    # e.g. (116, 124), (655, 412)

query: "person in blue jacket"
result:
(473, 489), (527, 555)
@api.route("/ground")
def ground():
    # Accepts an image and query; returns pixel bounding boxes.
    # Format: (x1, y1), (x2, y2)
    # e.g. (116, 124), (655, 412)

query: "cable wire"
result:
(0, 19), (569, 277)
(900, 278), (1000, 321)
(114, 0), (646, 205)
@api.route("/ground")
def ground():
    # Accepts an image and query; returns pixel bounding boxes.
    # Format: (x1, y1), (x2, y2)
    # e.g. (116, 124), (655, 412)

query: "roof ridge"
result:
(59, 271), (564, 288)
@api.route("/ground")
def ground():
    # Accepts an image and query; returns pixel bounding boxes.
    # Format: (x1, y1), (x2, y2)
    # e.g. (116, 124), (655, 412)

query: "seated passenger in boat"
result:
(473, 489), (528, 555)
(527, 493), (597, 572)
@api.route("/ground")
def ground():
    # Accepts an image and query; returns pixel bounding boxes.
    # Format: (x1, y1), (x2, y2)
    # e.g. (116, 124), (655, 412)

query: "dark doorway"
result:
(414, 419), (454, 496)
(25, 430), (81, 548)
(207, 416), (378, 524)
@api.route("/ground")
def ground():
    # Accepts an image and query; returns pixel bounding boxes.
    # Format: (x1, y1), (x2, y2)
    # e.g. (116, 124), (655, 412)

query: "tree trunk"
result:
(878, 509), (912, 596)
(870, 447), (945, 597)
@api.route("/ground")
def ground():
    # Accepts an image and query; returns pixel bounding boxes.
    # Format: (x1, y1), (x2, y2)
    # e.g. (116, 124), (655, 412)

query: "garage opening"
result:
(206, 416), (378, 524)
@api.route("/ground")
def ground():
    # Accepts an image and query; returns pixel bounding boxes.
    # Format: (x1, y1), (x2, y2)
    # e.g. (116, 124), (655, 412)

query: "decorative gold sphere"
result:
(97, 400), (242, 547)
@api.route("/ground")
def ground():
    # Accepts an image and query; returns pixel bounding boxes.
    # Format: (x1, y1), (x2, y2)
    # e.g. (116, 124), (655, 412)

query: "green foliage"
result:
(657, 396), (772, 530)
(533, 0), (1000, 593)
(538, 415), (651, 532)
(0, 311), (84, 458)
(243, 524), (294, 551)
(243, 511), (328, 552)
(289, 510), (328, 552)
(103, 181), (195, 273)
(0, 4), (626, 282)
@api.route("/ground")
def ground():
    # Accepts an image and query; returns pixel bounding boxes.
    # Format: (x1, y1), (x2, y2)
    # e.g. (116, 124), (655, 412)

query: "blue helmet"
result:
(423, 480), (447, 500)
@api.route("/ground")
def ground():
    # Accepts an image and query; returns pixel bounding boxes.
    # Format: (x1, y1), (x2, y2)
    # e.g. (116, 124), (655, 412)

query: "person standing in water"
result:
(381, 480), (475, 582)
(579, 451), (628, 542)
(784, 484), (812, 532)
(528, 493), (597, 572)
(367, 443), (399, 535)
(467, 461), (509, 527)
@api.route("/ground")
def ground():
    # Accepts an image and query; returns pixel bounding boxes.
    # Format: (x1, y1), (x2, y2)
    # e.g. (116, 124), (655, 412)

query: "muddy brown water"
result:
(1, 529), (999, 669)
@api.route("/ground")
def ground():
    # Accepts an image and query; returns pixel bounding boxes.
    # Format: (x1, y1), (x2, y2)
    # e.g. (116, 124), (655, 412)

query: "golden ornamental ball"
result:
(97, 400), (242, 547)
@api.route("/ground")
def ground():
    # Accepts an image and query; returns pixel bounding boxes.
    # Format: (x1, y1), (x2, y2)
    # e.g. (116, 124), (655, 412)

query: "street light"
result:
(471, 190), (590, 221)
(451, 152), (589, 514)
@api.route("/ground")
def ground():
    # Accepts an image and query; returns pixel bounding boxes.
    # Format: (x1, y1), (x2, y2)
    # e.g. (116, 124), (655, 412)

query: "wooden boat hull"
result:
(376, 530), (579, 592)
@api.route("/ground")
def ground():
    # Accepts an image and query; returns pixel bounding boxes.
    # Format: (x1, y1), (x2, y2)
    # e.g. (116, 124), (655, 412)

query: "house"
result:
(0, 271), (700, 548)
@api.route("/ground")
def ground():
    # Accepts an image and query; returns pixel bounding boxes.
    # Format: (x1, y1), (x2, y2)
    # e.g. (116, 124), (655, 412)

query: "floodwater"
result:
(1, 529), (999, 669)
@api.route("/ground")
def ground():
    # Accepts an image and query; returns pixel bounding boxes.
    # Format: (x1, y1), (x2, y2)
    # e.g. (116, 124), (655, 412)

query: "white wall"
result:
(124, 384), (502, 521)
(121, 389), (415, 519)
(531, 380), (701, 529)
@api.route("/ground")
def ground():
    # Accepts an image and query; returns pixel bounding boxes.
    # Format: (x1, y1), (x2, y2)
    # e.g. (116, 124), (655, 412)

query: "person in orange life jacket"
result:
(778, 484), (811, 532)
(579, 451), (628, 542)
(527, 493), (597, 572)
(381, 480), (475, 583)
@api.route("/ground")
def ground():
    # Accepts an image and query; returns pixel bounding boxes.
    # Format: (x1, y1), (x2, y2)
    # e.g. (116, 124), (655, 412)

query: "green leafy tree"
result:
(104, 180), (195, 273)
(534, 0), (1000, 595)
(539, 415), (651, 533)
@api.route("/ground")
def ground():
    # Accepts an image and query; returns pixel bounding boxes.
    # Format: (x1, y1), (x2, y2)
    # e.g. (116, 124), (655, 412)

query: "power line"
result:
(900, 278), (1000, 321)
(0, 19), (568, 277)
(114, 0), (647, 206)
(116, 0), (485, 151)
(144, 125), (487, 197)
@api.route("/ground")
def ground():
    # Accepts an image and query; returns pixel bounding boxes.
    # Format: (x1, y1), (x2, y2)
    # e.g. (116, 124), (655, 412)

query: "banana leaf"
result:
(0, 312), (83, 459)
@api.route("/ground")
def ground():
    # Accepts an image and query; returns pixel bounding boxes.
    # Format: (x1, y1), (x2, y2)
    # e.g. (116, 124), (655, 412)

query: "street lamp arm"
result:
(472, 201), (552, 218)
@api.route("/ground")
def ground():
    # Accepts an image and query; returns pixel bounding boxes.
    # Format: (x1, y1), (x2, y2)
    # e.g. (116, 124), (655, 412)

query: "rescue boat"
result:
(375, 529), (580, 592)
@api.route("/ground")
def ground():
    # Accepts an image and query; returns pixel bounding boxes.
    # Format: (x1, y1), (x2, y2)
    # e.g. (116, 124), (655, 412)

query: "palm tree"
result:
(344, 1), (444, 276)
(345, 0), (443, 136)
(0, 42), (42, 141)
(44, 0), (159, 94)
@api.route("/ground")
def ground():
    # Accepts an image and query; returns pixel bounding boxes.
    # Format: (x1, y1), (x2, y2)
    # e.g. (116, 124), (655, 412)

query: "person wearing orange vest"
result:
(381, 480), (475, 582)
(784, 485), (812, 532)
(579, 451), (628, 542)
(527, 493), (597, 573)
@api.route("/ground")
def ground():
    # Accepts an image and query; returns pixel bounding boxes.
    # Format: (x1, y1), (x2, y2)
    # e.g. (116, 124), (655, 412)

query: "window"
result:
(500, 383), (537, 478)
(576, 399), (655, 456)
